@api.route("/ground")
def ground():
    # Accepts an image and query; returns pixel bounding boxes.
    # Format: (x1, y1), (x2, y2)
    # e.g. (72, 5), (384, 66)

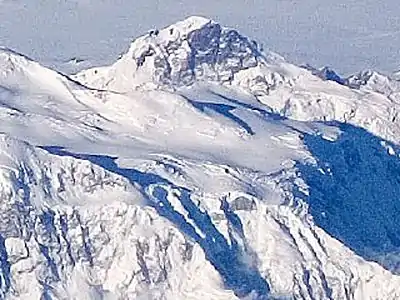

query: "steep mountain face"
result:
(74, 17), (400, 146)
(0, 17), (400, 300)
(74, 16), (285, 92)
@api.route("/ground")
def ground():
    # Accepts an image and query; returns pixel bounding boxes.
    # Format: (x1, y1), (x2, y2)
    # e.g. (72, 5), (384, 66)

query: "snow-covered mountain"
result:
(1, 16), (400, 299)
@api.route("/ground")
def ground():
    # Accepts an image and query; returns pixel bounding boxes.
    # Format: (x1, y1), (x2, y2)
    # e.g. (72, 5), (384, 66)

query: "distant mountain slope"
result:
(0, 17), (399, 300)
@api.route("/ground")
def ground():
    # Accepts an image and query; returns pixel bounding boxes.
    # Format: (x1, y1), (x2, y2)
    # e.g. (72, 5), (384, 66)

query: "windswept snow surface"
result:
(1, 17), (400, 300)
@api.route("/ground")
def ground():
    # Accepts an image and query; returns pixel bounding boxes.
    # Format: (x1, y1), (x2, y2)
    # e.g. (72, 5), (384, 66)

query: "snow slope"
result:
(0, 16), (400, 299)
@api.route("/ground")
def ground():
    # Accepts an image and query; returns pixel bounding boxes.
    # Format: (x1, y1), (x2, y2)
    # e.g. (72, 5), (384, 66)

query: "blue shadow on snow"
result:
(41, 146), (270, 298)
(297, 122), (400, 272)
(189, 100), (255, 135)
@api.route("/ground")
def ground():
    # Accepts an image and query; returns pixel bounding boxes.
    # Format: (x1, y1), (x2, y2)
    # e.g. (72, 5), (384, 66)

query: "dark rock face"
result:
(134, 21), (263, 87)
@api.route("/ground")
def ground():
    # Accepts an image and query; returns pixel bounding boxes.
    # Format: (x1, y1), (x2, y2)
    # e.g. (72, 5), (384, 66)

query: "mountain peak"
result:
(75, 16), (267, 91)
(127, 16), (263, 86)
(166, 15), (214, 35)
(345, 69), (400, 95)
(3, 12), (400, 300)
(0, 47), (32, 71)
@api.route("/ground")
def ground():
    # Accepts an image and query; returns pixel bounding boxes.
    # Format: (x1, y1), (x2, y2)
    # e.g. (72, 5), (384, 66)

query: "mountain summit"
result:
(0, 16), (399, 300)
(75, 16), (288, 92)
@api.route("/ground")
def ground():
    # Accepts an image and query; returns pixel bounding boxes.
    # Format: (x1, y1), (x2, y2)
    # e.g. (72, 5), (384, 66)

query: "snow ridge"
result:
(129, 16), (263, 86)
(74, 16), (281, 93)
(0, 15), (400, 300)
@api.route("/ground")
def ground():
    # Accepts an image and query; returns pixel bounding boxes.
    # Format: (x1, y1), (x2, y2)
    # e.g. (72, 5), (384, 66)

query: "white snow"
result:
(0, 15), (399, 300)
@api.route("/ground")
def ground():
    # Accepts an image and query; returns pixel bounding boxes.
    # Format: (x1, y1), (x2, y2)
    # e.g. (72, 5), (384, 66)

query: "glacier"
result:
(0, 16), (399, 299)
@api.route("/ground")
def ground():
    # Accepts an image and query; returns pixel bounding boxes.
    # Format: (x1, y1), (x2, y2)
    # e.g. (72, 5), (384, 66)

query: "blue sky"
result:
(1, 0), (400, 75)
